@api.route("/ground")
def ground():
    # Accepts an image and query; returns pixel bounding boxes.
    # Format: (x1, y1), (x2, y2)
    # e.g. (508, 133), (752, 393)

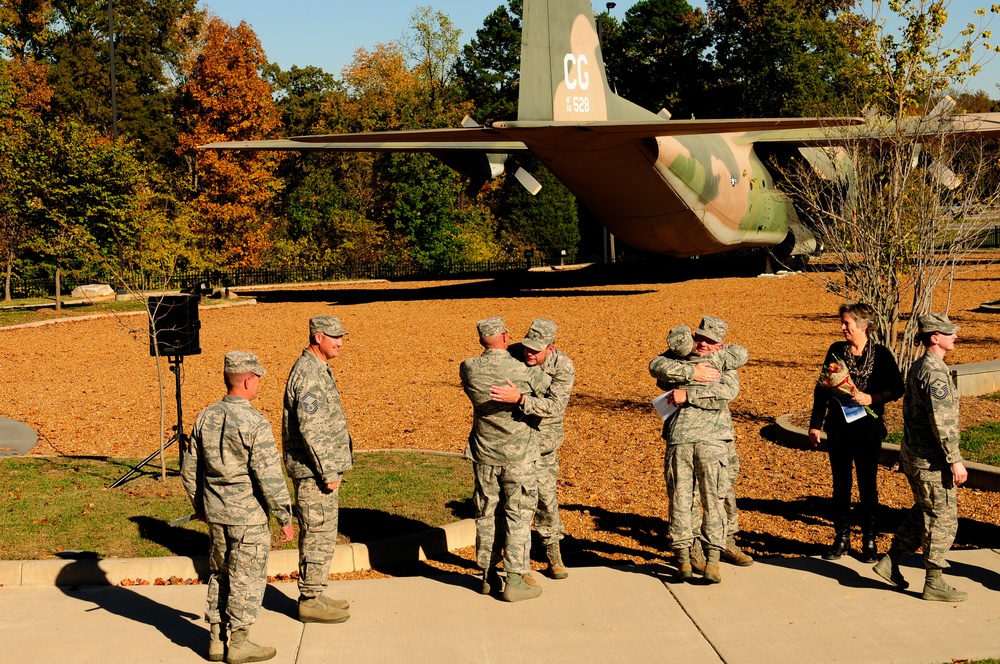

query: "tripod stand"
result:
(110, 355), (186, 489)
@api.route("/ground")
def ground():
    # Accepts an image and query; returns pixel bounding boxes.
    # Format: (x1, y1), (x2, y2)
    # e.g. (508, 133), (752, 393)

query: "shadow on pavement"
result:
(55, 559), (204, 657)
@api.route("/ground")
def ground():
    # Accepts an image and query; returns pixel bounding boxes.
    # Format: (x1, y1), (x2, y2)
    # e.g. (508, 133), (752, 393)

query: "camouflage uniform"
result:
(511, 320), (575, 548)
(181, 352), (293, 631)
(283, 318), (353, 600)
(892, 349), (962, 570)
(649, 319), (745, 552)
(461, 318), (551, 575)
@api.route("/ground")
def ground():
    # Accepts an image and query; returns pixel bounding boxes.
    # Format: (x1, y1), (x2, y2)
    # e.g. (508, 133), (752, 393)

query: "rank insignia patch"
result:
(930, 379), (950, 400)
(302, 391), (319, 414)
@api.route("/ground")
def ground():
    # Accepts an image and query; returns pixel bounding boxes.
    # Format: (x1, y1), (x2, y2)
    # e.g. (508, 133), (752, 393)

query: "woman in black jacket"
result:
(808, 302), (904, 562)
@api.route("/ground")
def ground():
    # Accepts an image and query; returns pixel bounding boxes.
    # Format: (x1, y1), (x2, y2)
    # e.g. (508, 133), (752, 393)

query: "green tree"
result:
(42, 0), (203, 165)
(783, 0), (1000, 374)
(453, 1), (522, 124)
(605, 0), (713, 118)
(707, 0), (859, 117)
(494, 156), (580, 260)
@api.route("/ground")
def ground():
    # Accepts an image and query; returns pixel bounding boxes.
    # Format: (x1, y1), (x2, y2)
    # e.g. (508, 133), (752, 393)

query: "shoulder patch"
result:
(929, 378), (950, 400)
(302, 391), (319, 414)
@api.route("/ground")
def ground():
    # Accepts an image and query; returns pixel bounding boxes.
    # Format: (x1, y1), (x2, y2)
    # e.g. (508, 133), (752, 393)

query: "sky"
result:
(200, 0), (1000, 96)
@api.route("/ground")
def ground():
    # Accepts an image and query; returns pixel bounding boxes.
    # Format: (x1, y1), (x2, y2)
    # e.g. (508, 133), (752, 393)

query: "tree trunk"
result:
(4, 249), (12, 302)
(55, 268), (61, 312)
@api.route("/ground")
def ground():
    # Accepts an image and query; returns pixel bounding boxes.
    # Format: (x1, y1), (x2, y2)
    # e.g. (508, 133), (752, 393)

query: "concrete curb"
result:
(0, 298), (258, 331)
(230, 279), (387, 292)
(772, 413), (1000, 492)
(0, 519), (476, 587)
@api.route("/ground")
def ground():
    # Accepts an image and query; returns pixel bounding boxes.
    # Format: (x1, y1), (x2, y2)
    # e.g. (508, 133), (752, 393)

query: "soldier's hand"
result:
(280, 524), (295, 543)
(692, 363), (720, 383)
(670, 389), (688, 406)
(808, 428), (822, 448)
(952, 462), (968, 486)
(490, 380), (522, 404)
(326, 480), (341, 491)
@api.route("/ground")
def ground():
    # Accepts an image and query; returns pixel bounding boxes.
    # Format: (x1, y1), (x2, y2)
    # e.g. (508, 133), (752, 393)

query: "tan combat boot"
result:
(922, 569), (968, 603)
(502, 572), (543, 602)
(298, 596), (350, 624)
(313, 594), (350, 611)
(703, 548), (722, 584)
(690, 540), (707, 574)
(208, 623), (225, 662)
(546, 542), (569, 579)
(225, 628), (275, 664)
(522, 572), (539, 587)
(721, 537), (754, 566)
(676, 547), (693, 582)
(481, 567), (503, 595)
(872, 552), (908, 589)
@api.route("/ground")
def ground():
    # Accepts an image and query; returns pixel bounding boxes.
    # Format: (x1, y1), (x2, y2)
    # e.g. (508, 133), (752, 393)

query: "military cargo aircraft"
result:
(202, 0), (1000, 265)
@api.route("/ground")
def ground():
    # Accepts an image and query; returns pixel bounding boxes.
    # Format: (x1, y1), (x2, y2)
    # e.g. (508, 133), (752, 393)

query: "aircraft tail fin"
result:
(517, 0), (657, 123)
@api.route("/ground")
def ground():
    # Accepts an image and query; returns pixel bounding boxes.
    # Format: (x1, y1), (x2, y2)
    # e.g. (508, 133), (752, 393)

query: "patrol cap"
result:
(917, 313), (960, 335)
(224, 350), (266, 377)
(310, 315), (347, 337)
(667, 324), (694, 356)
(476, 316), (508, 338)
(695, 315), (728, 343)
(522, 318), (557, 351)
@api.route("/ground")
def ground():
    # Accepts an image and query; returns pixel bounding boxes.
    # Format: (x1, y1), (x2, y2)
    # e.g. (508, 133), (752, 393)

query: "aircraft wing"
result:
(740, 112), (1000, 147)
(199, 117), (865, 152)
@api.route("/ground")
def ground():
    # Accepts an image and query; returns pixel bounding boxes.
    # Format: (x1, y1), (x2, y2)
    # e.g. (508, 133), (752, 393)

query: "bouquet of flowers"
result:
(817, 358), (878, 418)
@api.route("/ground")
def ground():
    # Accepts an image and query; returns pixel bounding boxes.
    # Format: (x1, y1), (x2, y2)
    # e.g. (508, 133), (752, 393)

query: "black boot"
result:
(822, 527), (850, 560)
(860, 517), (878, 563)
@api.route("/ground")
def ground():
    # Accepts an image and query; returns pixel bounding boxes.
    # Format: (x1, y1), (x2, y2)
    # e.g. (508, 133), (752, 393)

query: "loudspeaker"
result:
(148, 295), (202, 357)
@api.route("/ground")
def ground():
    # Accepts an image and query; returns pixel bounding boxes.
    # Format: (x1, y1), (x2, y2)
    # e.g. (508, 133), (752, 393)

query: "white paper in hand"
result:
(652, 391), (678, 421)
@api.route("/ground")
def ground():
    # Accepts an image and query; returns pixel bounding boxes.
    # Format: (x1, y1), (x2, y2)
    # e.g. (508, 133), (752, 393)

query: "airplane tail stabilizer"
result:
(518, 0), (657, 123)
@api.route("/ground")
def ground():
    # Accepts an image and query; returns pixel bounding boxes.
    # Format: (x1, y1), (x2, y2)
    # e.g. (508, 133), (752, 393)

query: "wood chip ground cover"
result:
(2, 263), (998, 571)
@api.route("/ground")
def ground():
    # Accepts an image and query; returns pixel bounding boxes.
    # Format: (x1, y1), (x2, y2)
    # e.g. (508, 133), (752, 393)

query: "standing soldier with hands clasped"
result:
(182, 351), (295, 664)
(873, 313), (969, 602)
(283, 316), (353, 623)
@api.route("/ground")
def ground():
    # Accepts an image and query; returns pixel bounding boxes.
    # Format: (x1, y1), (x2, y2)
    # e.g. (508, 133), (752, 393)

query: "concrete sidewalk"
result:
(2, 550), (999, 664)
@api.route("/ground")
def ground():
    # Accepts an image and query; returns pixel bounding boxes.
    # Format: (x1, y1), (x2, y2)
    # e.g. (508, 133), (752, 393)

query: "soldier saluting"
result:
(873, 313), (968, 602)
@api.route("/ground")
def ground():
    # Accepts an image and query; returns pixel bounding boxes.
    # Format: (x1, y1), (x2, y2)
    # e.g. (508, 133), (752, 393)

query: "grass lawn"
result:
(0, 297), (237, 328)
(884, 421), (1000, 466)
(0, 451), (472, 561)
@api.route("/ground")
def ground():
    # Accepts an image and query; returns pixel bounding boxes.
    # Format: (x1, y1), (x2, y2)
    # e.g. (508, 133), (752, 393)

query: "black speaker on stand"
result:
(110, 295), (202, 488)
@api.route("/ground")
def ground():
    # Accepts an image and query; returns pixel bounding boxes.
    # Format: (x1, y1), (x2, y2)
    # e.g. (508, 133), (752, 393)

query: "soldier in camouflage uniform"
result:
(182, 351), (295, 664)
(873, 313), (969, 602)
(461, 317), (552, 602)
(282, 316), (353, 623)
(656, 325), (754, 570)
(648, 316), (744, 583)
(490, 318), (575, 581)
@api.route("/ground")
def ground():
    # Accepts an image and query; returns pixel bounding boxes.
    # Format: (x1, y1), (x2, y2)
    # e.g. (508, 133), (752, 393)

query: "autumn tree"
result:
(0, 5), (54, 299)
(176, 16), (283, 268)
(783, 0), (1000, 374)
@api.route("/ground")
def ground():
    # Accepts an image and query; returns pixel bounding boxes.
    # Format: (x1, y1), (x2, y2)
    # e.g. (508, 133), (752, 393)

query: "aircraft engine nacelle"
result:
(435, 152), (508, 197)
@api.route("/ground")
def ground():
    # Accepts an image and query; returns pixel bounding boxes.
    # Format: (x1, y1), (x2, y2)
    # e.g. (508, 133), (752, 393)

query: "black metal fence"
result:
(2, 255), (578, 300)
